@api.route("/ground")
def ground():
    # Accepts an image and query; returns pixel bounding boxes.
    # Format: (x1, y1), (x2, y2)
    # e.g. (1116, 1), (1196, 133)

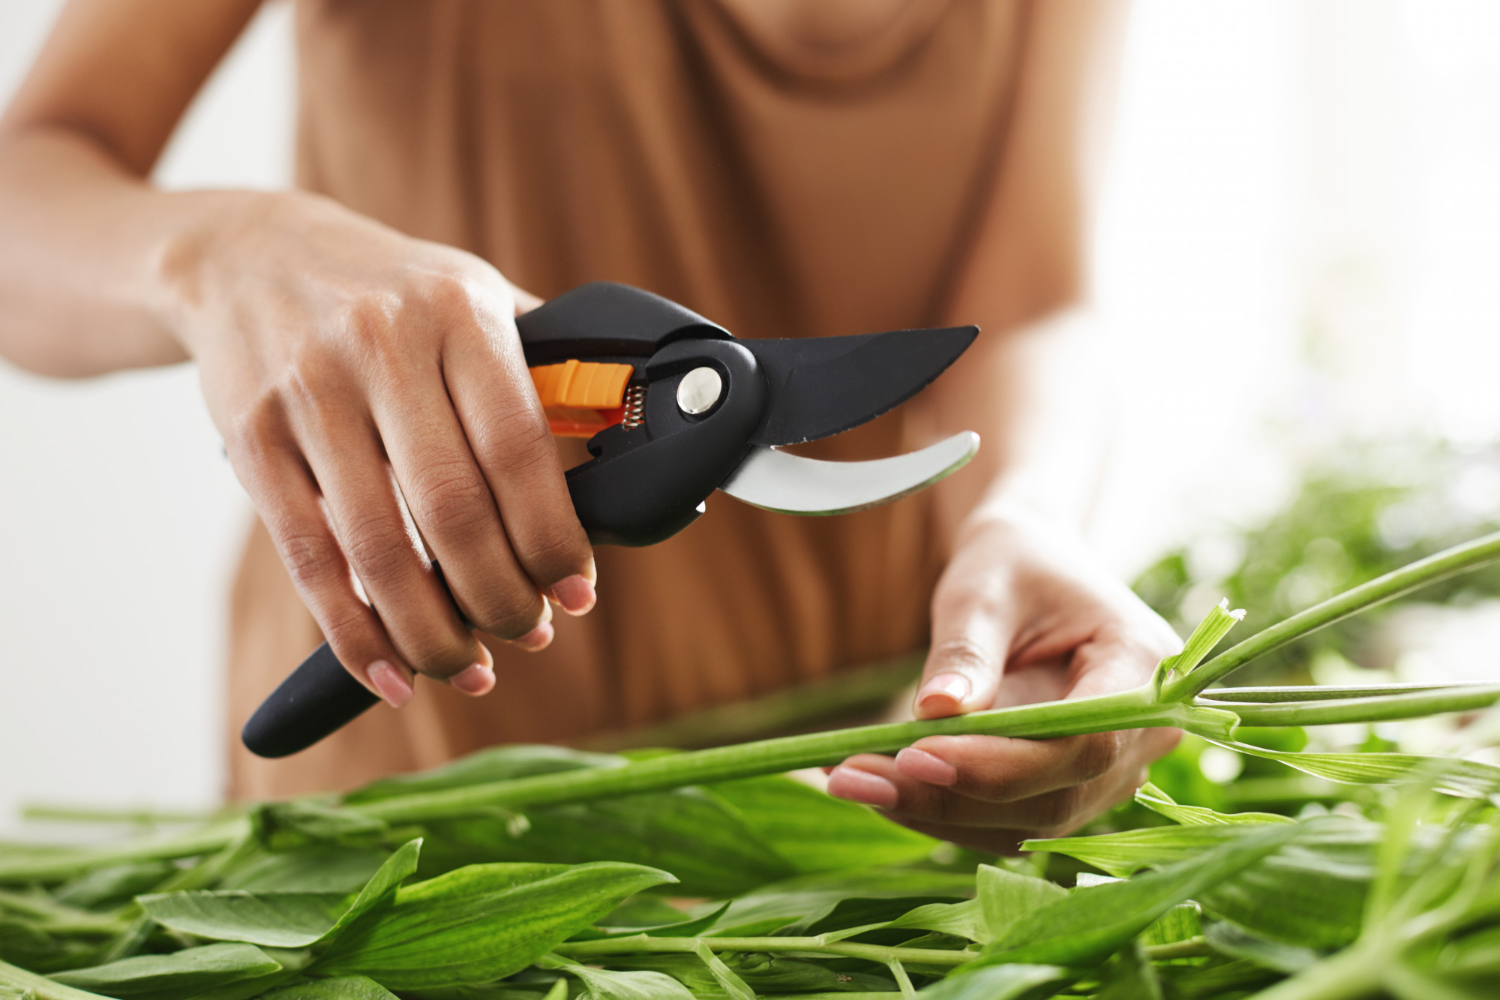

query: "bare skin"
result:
(0, 0), (1176, 849)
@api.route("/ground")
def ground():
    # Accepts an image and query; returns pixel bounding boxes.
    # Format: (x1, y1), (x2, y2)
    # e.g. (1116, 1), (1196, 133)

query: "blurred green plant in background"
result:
(1132, 437), (1500, 686)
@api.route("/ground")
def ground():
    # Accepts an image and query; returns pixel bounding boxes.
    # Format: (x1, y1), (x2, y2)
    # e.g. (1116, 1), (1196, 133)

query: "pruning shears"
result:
(243, 282), (980, 758)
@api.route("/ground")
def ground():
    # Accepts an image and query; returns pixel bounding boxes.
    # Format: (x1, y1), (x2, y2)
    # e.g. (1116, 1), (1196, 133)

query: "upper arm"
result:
(1, 0), (264, 175)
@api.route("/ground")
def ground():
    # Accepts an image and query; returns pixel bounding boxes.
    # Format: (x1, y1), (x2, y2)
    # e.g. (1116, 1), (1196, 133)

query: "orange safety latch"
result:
(529, 359), (635, 438)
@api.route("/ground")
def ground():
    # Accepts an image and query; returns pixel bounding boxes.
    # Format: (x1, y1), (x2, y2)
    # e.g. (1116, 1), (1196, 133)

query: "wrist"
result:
(152, 189), (312, 358)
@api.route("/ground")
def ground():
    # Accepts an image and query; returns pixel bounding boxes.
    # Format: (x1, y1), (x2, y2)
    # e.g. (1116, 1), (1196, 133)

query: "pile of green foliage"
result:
(5, 521), (1500, 998)
(4, 731), (1500, 1000)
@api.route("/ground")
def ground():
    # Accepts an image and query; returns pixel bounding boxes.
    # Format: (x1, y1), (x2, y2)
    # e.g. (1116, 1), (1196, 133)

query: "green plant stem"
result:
(0, 889), (123, 934)
(1143, 936), (1213, 961)
(1199, 683), (1469, 703)
(553, 934), (976, 967)
(351, 686), (1188, 823)
(1224, 685), (1500, 727)
(0, 820), (246, 884)
(0, 957), (111, 1000)
(20, 805), (228, 825)
(1165, 529), (1500, 700)
(6, 684), (1498, 884)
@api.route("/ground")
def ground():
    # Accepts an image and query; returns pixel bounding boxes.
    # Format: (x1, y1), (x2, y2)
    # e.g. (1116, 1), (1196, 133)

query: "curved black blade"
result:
(742, 325), (979, 446)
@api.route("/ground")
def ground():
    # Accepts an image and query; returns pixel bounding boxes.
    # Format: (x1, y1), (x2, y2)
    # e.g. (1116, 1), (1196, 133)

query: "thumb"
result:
(916, 573), (1016, 719)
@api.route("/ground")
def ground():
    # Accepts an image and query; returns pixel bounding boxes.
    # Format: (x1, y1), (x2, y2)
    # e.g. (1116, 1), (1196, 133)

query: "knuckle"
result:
(343, 513), (414, 585)
(278, 527), (340, 591)
(514, 523), (588, 579)
(461, 576), (544, 637)
(418, 271), (478, 317)
(1074, 732), (1123, 781)
(928, 636), (990, 676)
(318, 604), (372, 653)
(402, 630), (474, 678)
(480, 403), (555, 477)
(408, 462), (493, 538)
(225, 397), (286, 474)
(1029, 785), (1086, 833)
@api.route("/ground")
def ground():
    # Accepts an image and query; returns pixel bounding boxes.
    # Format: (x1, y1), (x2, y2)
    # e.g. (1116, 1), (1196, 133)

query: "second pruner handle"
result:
(240, 641), (380, 758)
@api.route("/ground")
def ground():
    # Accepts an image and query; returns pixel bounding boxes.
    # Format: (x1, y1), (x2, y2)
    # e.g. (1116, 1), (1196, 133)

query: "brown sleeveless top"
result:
(228, 0), (1127, 799)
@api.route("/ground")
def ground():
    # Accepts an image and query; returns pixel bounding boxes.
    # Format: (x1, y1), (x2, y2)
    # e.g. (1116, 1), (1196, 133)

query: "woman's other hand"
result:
(827, 509), (1181, 852)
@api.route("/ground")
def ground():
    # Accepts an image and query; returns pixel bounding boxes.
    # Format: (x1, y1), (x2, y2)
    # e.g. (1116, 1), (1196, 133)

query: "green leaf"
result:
(1033, 817), (1379, 949)
(313, 862), (675, 988)
(418, 788), (794, 898)
(251, 803), (390, 851)
(887, 900), (987, 943)
(1134, 782), (1294, 827)
(593, 902), (729, 939)
(363, 746), (798, 897)
(1204, 920), (1318, 973)
(343, 746), (622, 804)
(0, 918), (98, 974)
(709, 870), (976, 937)
(692, 940), (754, 1000)
(979, 823), (1299, 967)
(139, 839), (421, 948)
(1140, 903), (1201, 947)
(1094, 942), (1162, 1000)
(976, 866), (1068, 942)
(53, 862), (176, 910)
(707, 775), (937, 873)
(1161, 956), (1281, 999)
(543, 957), (694, 1000)
(889, 866), (1065, 945)
(1025, 826), (1250, 878)
(1208, 741), (1500, 798)
(914, 964), (1068, 999)
(219, 849), (390, 894)
(1157, 599), (1244, 693)
(262, 976), (399, 1000)
(51, 944), (281, 1000)
(0, 987), (34, 1000)
(1191, 825), (1374, 949)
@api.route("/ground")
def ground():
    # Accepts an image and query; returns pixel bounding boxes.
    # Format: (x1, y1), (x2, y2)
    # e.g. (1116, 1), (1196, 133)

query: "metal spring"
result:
(621, 385), (647, 429)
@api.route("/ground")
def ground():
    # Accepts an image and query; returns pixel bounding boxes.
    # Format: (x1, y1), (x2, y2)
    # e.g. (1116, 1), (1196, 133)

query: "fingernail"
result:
(367, 661), (413, 708)
(916, 673), (971, 716)
(514, 621), (554, 652)
(896, 747), (958, 787)
(827, 767), (899, 809)
(449, 662), (495, 696)
(547, 574), (596, 615)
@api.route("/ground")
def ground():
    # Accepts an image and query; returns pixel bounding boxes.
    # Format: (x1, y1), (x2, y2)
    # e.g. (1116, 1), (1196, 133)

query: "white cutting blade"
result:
(719, 431), (980, 516)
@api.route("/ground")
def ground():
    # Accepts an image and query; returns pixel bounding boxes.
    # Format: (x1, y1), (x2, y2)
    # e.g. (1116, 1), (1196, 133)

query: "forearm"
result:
(0, 0), (263, 377)
(0, 124), (232, 376)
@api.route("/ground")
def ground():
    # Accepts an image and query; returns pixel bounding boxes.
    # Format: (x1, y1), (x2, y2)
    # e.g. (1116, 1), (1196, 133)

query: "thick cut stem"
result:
(1164, 529), (1500, 700)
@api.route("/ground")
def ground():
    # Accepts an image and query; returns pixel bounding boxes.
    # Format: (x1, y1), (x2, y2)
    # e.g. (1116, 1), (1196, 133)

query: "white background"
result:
(2, 1), (1498, 827)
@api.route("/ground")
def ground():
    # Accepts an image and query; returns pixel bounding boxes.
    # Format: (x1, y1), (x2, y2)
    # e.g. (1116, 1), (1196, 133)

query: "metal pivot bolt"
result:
(676, 366), (723, 415)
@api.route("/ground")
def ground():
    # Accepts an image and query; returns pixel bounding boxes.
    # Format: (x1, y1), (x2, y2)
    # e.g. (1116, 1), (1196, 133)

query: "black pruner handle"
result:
(241, 642), (379, 758)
